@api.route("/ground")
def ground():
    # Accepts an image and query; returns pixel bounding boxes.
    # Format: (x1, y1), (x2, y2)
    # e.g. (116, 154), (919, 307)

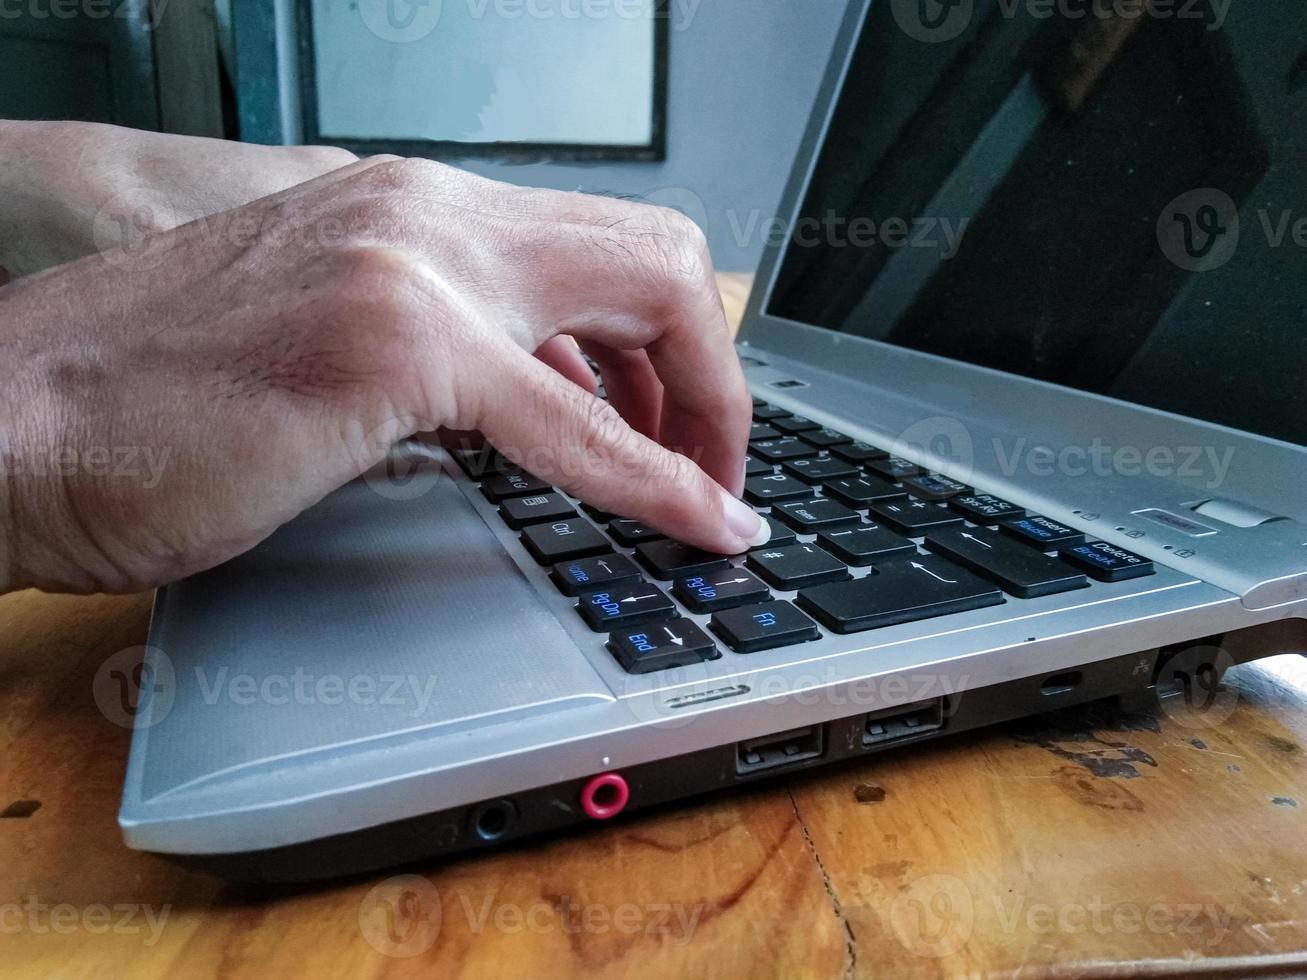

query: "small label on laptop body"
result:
(1132, 509), (1219, 538)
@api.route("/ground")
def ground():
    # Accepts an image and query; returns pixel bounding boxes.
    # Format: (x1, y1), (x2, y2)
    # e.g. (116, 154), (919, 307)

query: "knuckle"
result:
(642, 209), (712, 293)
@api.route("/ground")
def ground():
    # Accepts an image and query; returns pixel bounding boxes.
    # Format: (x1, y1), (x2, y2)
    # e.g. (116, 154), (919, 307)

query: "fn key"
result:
(710, 601), (819, 653)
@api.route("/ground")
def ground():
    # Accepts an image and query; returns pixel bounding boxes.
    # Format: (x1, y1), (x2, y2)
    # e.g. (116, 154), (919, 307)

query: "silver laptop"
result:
(118, 0), (1307, 880)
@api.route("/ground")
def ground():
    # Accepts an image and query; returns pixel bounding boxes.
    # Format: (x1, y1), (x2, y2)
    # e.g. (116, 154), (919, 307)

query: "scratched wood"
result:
(2, 274), (1306, 979)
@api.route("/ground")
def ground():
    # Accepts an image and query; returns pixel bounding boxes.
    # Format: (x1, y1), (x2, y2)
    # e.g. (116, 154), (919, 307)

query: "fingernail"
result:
(721, 491), (770, 549)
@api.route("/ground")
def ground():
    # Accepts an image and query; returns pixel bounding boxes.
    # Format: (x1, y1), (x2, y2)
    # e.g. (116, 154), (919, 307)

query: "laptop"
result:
(118, 0), (1307, 881)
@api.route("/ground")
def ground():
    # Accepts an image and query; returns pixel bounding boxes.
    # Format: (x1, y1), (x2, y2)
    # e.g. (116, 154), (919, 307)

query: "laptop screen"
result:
(766, 0), (1307, 447)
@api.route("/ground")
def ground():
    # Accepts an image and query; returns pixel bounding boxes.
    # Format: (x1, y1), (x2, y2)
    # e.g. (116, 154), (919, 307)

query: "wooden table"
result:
(4, 275), (1307, 979)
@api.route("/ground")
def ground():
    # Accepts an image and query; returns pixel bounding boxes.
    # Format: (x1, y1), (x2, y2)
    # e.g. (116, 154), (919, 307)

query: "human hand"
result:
(0, 120), (358, 278)
(0, 155), (763, 594)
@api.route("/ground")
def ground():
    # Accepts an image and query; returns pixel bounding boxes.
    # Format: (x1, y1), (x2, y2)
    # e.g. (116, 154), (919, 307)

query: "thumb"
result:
(468, 341), (769, 555)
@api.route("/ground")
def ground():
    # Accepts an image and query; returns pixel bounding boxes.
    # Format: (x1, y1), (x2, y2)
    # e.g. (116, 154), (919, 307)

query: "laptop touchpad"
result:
(140, 460), (611, 800)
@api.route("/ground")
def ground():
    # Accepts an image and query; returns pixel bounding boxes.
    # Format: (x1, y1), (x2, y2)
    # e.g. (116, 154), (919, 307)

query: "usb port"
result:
(863, 699), (944, 747)
(736, 725), (824, 776)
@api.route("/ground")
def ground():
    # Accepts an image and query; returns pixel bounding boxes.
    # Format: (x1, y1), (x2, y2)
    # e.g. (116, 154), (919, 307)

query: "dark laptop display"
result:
(768, 0), (1307, 446)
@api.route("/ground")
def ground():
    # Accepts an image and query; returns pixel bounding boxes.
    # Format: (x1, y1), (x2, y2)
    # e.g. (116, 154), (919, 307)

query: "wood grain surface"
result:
(2, 275), (1305, 979)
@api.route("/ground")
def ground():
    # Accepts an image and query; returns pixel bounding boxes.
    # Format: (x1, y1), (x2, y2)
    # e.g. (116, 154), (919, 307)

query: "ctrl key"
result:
(710, 601), (819, 653)
(608, 619), (719, 674)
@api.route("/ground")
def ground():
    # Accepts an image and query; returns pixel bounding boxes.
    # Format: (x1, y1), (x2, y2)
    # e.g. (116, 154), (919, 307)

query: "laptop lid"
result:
(741, 0), (1307, 449)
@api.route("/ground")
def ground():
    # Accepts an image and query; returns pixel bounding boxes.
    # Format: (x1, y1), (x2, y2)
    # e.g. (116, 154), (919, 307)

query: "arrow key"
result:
(674, 569), (772, 613)
(551, 553), (642, 596)
(577, 582), (676, 632)
(608, 619), (719, 674)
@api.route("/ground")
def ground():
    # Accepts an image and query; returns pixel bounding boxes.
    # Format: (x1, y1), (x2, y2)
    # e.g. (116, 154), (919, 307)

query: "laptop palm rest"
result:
(139, 461), (612, 802)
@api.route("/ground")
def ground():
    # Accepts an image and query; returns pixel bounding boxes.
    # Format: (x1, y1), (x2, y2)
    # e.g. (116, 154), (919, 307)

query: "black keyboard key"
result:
(867, 499), (964, 535)
(924, 527), (1089, 599)
(822, 474), (907, 508)
(747, 543), (850, 590)
(950, 493), (1025, 525)
(451, 446), (516, 478)
(817, 523), (916, 566)
(744, 455), (774, 477)
(521, 518), (610, 564)
(635, 540), (731, 580)
(750, 422), (783, 442)
(577, 582), (676, 632)
(832, 441), (889, 464)
(771, 415), (821, 434)
(499, 492), (577, 528)
(608, 619), (718, 674)
(551, 553), (641, 596)
(1059, 541), (1155, 582)
(772, 498), (861, 533)
(866, 456), (924, 480)
(481, 470), (551, 502)
(607, 518), (664, 547)
(674, 568), (771, 613)
(753, 516), (796, 549)
(744, 473), (815, 505)
(753, 403), (791, 421)
(797, 556), (1004, 633)
(799, 427), (853, 449)
(901, 474), (971, 501)
(782, 455), (859, 484)
(710, 601), (819, 653)
(582, 501), (616, 522)
(750, 437), (820, 463)
(1001, 515), (1085, 549)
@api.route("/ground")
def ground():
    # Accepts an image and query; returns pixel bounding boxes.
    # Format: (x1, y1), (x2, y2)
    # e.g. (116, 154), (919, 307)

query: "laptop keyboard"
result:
(450, 396), (1156, 676)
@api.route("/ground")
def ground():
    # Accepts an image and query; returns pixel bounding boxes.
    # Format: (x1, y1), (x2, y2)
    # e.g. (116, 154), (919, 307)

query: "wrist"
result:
(0, 120), (177, 278)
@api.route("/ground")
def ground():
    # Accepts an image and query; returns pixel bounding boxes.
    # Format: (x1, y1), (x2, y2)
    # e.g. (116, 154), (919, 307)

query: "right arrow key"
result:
(923, 526), (1090, 599)
(797, 556), (1004, 633)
